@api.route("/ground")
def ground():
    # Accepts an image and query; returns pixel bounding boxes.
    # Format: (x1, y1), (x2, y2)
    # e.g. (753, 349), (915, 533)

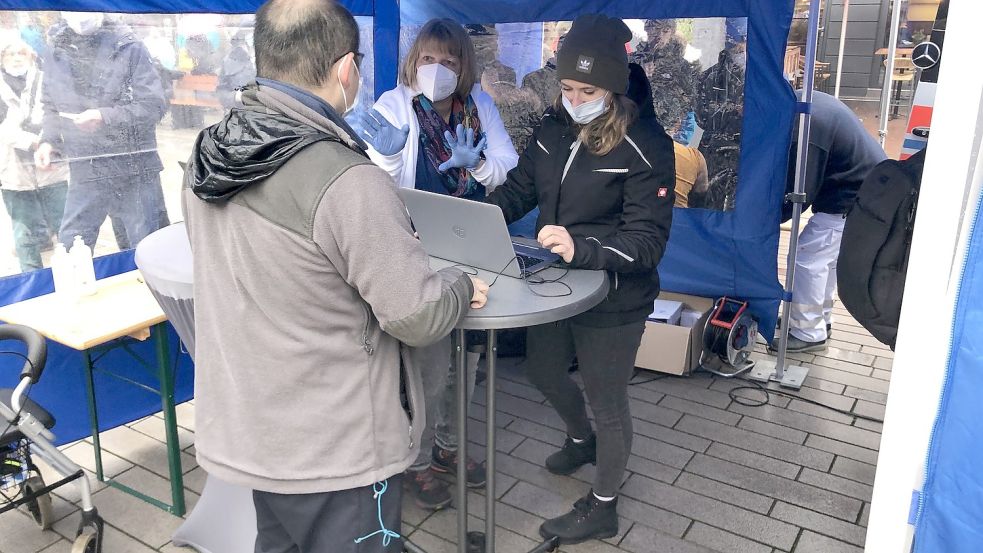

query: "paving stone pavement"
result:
(2, 229), (890, 553)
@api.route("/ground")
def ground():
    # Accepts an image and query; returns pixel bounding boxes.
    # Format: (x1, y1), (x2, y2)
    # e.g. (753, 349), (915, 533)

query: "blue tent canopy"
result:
(0, 0), (795, 445)
(0, 0), (794, 338)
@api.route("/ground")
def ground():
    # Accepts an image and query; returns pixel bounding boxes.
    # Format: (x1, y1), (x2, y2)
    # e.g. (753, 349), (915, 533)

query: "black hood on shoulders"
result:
(190, 110), (333, 203)
(190, 84), (361, 203)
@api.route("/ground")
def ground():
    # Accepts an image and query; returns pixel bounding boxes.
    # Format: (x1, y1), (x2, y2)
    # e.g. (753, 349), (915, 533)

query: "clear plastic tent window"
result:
(0, 10), (374, 277)
(0, 1), (794, 346)
(397, 18), (747, 212)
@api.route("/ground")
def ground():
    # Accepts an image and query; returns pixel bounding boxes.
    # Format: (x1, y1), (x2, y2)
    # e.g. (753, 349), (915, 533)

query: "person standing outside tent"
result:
(771, 90), (886, 352)
(626, 60), (708, 208)
(35, 11), (169, 251)
(217, 26), (255, 110)
(630, 19), (700, 144)
(0, 38), (69, 272)
(694, 17), (747, 210)
(182, 1), (488, 551)
(522, 32), (564, 113)
(349, 18), (518, 510)
(485, 14), (675, 545)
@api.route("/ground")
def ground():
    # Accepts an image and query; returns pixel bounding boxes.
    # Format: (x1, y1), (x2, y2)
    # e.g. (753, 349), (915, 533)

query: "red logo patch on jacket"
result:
(658, 187), (668, 198)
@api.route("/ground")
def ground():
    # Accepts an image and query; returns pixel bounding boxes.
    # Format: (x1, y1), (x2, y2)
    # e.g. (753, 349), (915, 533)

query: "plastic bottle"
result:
(70, 235), (97, 296)
(50, 243), (77, 299)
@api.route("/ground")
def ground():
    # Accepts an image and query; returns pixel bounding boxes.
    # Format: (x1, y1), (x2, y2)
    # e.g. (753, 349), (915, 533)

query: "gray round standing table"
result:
(425, 258), (608, 553)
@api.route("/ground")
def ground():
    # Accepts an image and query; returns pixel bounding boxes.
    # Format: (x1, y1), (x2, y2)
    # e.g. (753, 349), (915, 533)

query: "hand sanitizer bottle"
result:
(50, 243), (77, 299)
(70, 235), (97, 296)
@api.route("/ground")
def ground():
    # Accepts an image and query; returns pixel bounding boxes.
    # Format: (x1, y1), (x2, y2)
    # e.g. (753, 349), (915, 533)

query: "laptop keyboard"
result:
(515, 253), (548, 273)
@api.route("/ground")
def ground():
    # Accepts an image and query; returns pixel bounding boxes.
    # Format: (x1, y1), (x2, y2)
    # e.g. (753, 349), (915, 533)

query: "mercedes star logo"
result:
(911, 41), (941, 70)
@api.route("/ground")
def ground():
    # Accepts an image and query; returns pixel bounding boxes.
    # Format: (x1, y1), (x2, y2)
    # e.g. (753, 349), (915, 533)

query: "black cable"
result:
(686, 365), (885, 423)
(628, 368), (667, 386)
(453, 256), (573, 298)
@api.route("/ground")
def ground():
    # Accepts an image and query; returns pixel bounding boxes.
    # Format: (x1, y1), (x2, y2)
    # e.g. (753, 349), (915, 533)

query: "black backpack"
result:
(837, 147), (927, 349)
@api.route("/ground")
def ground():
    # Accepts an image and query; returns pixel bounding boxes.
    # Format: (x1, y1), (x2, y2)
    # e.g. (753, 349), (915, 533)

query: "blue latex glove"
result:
(438, 124), (488, 173)
(353, 109), (409, 156)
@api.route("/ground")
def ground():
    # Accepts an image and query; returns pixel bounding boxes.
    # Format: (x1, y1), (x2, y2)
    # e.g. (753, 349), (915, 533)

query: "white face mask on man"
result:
(561, 93), (610, 125)
(63, 12), (105, 36)
(416, 63), (458, 103)
(338, 57), (361, 115)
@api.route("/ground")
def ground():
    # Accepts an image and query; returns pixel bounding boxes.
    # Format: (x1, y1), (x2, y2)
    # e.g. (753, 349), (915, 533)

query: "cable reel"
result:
(699, 297), (758, 377)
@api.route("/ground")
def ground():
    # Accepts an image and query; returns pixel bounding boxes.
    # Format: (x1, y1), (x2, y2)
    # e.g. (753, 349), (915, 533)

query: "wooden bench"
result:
(170, 74), (221, 109)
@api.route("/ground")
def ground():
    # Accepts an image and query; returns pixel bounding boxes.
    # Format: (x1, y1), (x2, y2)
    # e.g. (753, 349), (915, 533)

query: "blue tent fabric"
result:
(913, 198), (983, 553)
(372, 1), (400, 98)
(3, 0), (374, 16)
(0, 2), (794, 338)
(401, 0), (795, 339)
(0, 0), (796, 444)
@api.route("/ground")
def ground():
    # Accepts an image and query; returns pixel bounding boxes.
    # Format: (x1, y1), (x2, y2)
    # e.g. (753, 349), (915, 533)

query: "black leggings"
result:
(524, 318), (646, 497)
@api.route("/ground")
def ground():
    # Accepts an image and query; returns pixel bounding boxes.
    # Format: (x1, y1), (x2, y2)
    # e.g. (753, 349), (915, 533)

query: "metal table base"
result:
(451, 329), (561, 553)
(422, 258), (607, 553)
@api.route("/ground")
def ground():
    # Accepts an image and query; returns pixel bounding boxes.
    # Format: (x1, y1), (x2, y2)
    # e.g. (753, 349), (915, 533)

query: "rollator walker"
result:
(0, 323), (104, 552)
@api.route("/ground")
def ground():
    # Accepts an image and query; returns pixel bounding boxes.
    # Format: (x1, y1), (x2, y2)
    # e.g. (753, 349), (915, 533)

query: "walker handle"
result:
(0, 324), (47, 383)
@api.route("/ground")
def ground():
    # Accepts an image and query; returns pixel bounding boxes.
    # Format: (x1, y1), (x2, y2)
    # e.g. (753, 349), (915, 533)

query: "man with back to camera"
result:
(181, 1), (489, 551)
(771, 90), (886, 353)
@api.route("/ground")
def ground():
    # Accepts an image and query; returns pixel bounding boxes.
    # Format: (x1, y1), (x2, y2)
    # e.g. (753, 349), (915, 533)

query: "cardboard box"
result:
(634, 292), (716, 376)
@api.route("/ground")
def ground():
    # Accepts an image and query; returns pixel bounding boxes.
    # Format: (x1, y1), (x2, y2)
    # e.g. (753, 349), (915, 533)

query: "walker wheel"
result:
(22, 476), (53, 529)
(71, 527), (98, 553)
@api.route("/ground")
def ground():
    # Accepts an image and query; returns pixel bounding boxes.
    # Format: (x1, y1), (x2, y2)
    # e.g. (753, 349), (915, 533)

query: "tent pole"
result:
(878, 0), (906, 147)
(749, 0), (820, 389)
(834, 0), (850, 98)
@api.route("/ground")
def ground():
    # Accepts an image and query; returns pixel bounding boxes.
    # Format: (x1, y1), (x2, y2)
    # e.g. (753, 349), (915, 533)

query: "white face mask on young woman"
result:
(562, 93), (610, 124)
(416, 63), (458, 103)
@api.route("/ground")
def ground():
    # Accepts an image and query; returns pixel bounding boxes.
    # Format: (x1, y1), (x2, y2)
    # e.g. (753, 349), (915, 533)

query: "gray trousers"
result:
(524, 318), (646, 497)
(253, 474), (403, 553)
(409, 335), (480, 471)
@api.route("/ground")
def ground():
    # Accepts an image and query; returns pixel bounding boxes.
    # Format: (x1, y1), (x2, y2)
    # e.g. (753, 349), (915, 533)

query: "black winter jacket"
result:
(485, 107), (675, 326)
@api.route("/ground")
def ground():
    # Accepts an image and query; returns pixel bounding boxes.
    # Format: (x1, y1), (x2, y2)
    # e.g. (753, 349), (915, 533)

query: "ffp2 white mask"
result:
(416, 63), (458, 103)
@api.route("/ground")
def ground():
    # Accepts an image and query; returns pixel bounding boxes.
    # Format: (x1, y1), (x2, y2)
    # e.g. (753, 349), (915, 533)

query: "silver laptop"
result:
(397, 188), (559, 278)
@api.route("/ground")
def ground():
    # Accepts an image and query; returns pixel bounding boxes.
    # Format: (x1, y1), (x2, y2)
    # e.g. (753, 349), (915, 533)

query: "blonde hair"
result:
(400, 19), (478, 100)
(554, 94), (638, 156)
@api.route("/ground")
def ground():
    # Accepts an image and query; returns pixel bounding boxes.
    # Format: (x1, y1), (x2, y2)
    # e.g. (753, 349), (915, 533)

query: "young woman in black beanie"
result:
(485, 13), (675, 545)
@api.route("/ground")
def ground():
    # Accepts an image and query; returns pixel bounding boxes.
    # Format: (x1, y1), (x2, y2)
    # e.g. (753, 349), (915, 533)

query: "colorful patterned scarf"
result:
(412, 94), (483, 198)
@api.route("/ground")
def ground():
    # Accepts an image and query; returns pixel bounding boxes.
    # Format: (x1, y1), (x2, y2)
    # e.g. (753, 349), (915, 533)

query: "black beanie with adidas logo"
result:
(555, 14), (632, 94)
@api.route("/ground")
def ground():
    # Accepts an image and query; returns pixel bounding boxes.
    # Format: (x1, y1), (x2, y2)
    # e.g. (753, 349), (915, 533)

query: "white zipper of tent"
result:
(911, 181), (983, 531)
